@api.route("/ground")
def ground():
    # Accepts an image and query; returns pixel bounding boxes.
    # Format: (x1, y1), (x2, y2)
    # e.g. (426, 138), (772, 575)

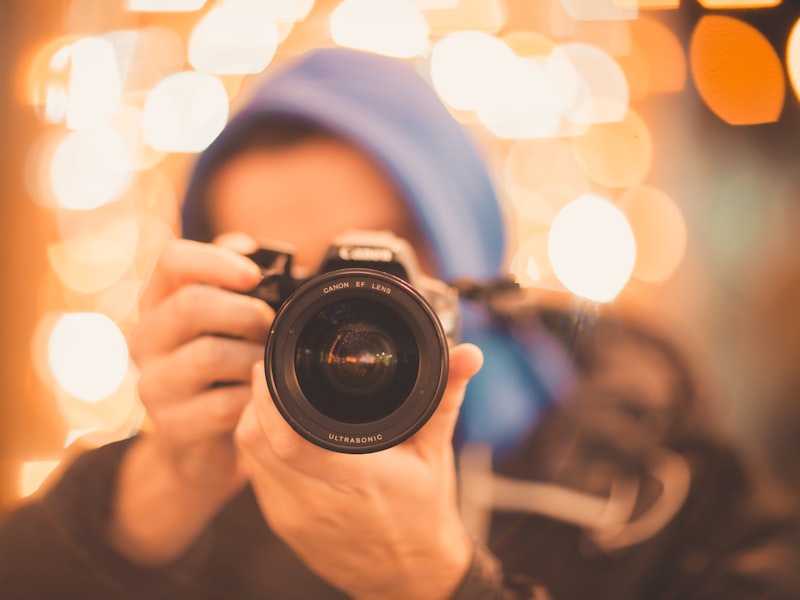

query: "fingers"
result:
(412, 343), (483, 450)
(154, 384), (252, 447)
(140, 239), (263, 313)
(138, 336), (265, 402)
(130, 284), (272, 360)
(237, 343), (484, 477)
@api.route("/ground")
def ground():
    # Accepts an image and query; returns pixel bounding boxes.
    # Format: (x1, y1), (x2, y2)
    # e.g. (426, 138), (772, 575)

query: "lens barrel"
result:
(265, 268), (449, 453)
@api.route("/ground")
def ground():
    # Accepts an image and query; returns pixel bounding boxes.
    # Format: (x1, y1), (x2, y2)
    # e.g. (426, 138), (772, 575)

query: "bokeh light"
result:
(787, 18), (800, 105)
(128, 0), (207, 10)
(188, 1), (280, 74)
(617, 186), (687, 283)
(10, 0), (800, 508)
(504, 138), (590, 224)
(475, 55), (562, 139)
(422, 0), (507, 35)
(47, 216), (139, 294)
(47, 313), (130, 403)
(142, 71), (229, 152)
(548, 194), (637, 302)
(547, 42), (629, 125)
(64, 37), (123, 130)
(430, 30), (516, 111)
(330, 0), (430, 58)
(690, 15), (785, 125)
(49, 126), (132, 210)
(698, 0), (780, 7)
(558, 0), (636, 22)
(571, 108), (652, 188)
(619, 17), (686, 100)
(19, 461), (61, 498)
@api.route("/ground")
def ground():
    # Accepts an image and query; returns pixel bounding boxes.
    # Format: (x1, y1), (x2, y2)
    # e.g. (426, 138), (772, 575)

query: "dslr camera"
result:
(246, 230), (459, 454)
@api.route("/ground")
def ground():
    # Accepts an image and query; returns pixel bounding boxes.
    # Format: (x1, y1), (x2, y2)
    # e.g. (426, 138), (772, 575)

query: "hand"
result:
(111, 236), (271, 563)
(236, 343), (484, 600)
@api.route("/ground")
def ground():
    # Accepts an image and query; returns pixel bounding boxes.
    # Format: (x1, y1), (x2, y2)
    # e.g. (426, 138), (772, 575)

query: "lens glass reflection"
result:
(295, 299), (418, 423)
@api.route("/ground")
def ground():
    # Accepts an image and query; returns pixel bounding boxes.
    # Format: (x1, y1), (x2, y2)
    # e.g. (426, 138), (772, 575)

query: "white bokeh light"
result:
(128, 0), (207, 10)
(548, 194), (636, 302)
(47, 313), (130, 403)
(330, 0), (430, 58)
(65, 37), (122, 130)
(142, 71), (229, 153)
(547, 42), (629, 124)
(49, 126), (132, 210)
(189, 0), (280, 74)
(475, 56), (562, 138)
(430, 30), (517, 110)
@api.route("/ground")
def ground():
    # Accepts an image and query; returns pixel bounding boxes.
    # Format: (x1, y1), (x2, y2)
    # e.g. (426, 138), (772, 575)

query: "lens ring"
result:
(265, 268), (449, 453)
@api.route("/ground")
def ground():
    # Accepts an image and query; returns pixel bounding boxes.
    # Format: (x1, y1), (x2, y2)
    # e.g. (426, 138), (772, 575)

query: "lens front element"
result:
(265, 269), (449, 453)
(295, 300), (418, 424)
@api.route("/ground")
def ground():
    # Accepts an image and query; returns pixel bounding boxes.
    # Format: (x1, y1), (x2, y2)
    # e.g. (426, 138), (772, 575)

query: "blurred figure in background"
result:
(0, 47), (798, 599)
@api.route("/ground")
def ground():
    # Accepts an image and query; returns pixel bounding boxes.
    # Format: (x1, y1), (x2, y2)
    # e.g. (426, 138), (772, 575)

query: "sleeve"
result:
(0, 438), (214, 600)
(451, 539), (553, 600)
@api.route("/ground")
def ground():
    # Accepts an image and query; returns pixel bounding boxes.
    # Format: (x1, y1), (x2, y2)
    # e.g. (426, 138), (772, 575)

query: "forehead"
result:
(205, 137), (426, 268)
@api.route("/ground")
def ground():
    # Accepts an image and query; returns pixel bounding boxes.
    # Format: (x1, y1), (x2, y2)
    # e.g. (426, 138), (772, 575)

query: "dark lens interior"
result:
(294, 299), (418, 423)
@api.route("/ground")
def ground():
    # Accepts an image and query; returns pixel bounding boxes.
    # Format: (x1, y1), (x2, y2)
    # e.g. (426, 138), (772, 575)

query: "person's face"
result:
(207, 136), (433, 275)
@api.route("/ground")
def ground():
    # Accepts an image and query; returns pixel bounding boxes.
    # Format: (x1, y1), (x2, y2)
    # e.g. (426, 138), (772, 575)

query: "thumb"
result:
(414, 343), (483, 448)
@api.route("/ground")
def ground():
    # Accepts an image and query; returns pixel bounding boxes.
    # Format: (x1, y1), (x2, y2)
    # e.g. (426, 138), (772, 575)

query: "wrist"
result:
(109, 435), (241, 565)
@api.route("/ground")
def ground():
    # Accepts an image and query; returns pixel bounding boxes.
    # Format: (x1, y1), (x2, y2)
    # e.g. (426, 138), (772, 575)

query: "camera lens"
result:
(294, 300), (418, 423)
(265, 269), (449, 453)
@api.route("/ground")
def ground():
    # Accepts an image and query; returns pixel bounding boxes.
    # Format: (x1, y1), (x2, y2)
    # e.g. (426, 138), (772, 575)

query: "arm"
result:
(110, 238), (272, 564)
(236, 344), (483, 600)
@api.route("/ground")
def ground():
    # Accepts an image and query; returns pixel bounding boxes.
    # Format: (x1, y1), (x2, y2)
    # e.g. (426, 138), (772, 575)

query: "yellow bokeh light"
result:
(19, 460), (62, 498)
(571, 108), (652, 188)
(127, 0), (207, 10)
(330, 0), (430, 58)
(111, 27), (186, 94)
(558, 0), (636, 21)
(56, 371), (145, 449)
(690, 15), (785, 125)
(617, 186), (687, 284)
(504, 138), (590, 224)
(422, 0), (506, 35)
(47, 215), (139, 294)
(142, 71), (229, 153)
(510, 232), (561, 289)
(548, 194), (636, 303)
(430, 30), (516, 111)
(502, 31), (556, 58)
(546, 42), (629, 125)
(49, 126), (132, 210)
(110, 103), (166, 171)
(613, 0), (679, 8)
(189, 1), (280, 74)
(47, 313), (130, 403)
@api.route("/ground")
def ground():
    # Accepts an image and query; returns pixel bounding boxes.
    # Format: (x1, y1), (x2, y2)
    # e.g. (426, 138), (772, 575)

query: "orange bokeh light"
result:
(690, 15), (785, 125)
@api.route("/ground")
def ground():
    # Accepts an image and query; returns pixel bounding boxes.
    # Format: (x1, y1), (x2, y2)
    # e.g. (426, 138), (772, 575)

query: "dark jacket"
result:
(1, 306), (798, 600)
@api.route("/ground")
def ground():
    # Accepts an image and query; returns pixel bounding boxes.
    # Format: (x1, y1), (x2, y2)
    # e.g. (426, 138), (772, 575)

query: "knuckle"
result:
(211, 388), (247, 428)
(187, 335), (224, 372)
(171, 284), (207, 320)
(269, 430), (302, 462)
(135, 370), (160, 407)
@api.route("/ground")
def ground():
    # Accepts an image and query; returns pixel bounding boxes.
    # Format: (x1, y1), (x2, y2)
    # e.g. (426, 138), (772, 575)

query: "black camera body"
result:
(246, 231), (459, 453)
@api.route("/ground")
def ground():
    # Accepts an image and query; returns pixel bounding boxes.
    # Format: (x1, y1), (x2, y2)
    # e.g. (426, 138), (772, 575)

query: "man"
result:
(0, 47), (797, 599)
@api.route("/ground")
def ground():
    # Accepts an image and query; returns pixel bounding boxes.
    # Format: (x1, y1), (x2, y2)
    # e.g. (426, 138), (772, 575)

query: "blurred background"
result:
(2, 0), (800, 516)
